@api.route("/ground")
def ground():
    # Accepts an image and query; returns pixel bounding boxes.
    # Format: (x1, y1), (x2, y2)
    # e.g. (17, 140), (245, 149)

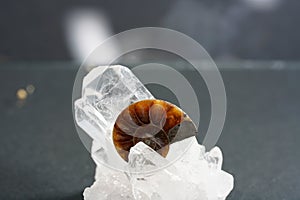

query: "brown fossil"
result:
(112, 99), (197, 161)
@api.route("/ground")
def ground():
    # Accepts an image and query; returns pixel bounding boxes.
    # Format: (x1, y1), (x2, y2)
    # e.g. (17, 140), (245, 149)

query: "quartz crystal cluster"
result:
(75, 65), (154, 168)
(74, 65), (234, 200)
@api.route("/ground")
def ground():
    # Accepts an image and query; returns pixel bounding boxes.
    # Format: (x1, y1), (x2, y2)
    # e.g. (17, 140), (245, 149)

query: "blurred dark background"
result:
(0, 0), (300, 61)
(1, 1), (300, 199)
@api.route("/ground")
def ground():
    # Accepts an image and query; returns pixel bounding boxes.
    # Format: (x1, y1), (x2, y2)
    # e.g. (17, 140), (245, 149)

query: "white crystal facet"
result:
(83, 165), (133, 200)
(128, 142), (169, 173)
(175, 138), (234, 200)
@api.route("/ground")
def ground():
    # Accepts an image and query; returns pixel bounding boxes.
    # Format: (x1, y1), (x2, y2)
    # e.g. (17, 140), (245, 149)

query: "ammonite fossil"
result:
(113, 99), (197, 161)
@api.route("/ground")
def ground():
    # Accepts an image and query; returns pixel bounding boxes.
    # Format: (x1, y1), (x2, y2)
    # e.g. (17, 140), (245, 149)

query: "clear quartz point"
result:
(75, 65), (154, 166)
(75, 65), (154, 143)
(74, 65), (234, 200)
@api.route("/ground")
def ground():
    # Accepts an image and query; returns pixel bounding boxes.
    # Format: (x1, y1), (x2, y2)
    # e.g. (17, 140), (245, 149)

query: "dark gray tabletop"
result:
(0, 61), (299, 200)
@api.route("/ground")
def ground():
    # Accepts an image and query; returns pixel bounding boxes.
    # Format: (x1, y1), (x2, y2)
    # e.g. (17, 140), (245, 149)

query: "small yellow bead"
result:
(16, 89), (28, 100)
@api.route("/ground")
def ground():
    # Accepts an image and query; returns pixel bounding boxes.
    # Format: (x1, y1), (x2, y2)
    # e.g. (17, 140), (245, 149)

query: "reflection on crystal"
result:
(75, 65), (234, 200)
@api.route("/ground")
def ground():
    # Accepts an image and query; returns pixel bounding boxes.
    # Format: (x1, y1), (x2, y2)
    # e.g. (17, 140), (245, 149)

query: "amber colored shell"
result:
(113, 99), (194, 161)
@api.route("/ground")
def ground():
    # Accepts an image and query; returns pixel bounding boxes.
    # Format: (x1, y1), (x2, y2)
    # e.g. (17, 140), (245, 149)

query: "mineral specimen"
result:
(74, 65), (234, 200)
